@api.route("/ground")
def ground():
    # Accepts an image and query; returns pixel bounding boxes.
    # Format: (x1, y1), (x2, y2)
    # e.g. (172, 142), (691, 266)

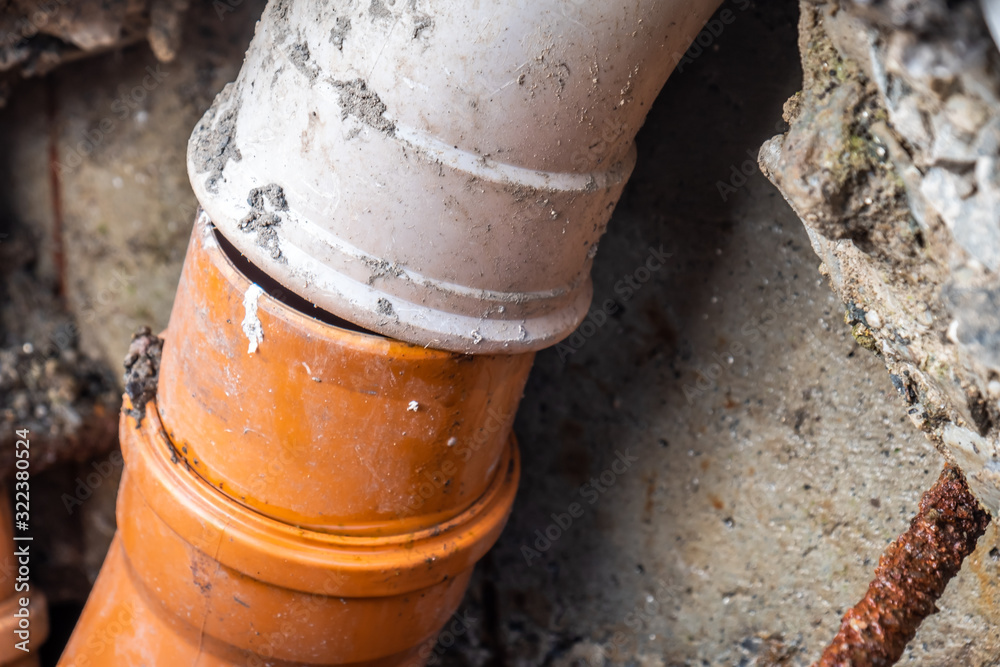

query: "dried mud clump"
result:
(330, 16), (351, 50)
(123, 326), (163, 425)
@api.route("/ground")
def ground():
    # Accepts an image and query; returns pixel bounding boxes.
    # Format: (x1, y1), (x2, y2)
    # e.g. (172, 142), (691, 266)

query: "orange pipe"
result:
(0, 487), (48, 667)
(156, 218), (533, 533)
(59, 215), (533, 665)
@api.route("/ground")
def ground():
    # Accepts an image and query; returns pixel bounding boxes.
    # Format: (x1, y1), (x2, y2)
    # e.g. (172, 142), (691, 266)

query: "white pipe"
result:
(188, 0), (721, 353)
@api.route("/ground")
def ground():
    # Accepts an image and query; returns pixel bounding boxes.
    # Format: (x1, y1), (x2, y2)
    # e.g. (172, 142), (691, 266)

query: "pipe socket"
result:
(157, 212), (534, 532)
(188, 0), (721, 353)
(60, 397), (519, 665)
(60, 211), (529, 666)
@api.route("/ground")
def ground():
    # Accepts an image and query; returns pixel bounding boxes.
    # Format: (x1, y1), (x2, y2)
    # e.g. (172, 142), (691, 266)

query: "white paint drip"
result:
(198, 209), (216, 247)
(242, 284), (265, 354)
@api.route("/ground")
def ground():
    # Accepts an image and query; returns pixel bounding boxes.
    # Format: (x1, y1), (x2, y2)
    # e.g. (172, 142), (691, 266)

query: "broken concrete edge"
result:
(759, 0), (1000, 516)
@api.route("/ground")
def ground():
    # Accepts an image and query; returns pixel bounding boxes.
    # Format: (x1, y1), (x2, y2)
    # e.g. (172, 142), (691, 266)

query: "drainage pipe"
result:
(61, 0), (721, 663)
(188, 0), (723, 353)
(59, 213), (531, 666)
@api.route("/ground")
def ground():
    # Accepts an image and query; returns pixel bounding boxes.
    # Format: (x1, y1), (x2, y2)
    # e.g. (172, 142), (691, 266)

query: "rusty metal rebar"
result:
(813, 464), (991, 667)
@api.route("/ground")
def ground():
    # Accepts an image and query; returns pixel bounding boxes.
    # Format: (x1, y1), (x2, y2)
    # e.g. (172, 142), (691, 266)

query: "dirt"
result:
(412, 14), (433, 39)
(0, 343), (118, 477)
(0, 220), (119, 473)
(238, 184), (288, 262)
(189, 82), (242, 194)
(376, 297), (395, 317)
(363, 256), (404, 285)
(122, 326), (162, 425)
(332, 78), (396, 135)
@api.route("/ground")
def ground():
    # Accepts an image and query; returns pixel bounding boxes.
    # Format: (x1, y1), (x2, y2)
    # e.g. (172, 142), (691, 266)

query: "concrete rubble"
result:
(762, 0), (1000, 521)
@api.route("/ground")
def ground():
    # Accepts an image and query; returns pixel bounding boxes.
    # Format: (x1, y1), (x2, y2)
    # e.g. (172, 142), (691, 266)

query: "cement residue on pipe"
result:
(376, 298), (395, 317)
(329, 16), (351, 50)
(189, 83), (242, 194)
(368, 0), (392, 20)
(289, 40), (318, 80)
(363, 256), (404, 285)
(332, 78), (395, 135)
(412, 14), (433, 39)
(239, 184), (288, 262)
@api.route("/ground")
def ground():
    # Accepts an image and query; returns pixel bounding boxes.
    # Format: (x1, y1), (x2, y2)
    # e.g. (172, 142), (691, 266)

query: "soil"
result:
(0, 225), (118, 477)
